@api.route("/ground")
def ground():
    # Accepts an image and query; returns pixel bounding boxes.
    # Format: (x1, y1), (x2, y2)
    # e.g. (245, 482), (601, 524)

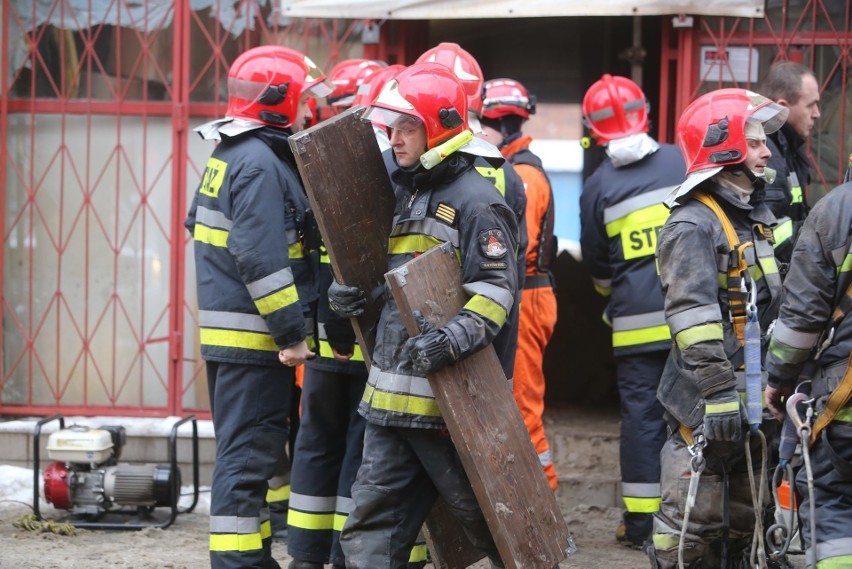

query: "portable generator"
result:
(32, 414), (199, 529)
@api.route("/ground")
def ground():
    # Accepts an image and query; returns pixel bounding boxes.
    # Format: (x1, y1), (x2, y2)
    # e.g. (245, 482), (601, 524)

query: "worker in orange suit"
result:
(481, 77), (558, 490)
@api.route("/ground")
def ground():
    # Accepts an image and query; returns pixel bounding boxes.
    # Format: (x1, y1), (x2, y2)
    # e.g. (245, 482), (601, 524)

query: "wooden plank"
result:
(288, 105), (395, 367)
(386, 243), (569, 569)
(287, 109), (482, 567)
(423, 498), (487, 569)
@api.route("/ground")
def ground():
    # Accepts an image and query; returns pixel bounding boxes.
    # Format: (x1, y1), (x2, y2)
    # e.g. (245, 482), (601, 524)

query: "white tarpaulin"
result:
(279, 0), (765, 20)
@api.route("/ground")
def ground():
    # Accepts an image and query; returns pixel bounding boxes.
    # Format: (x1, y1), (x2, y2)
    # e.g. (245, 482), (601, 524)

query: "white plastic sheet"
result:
(279, 0), (765, 20)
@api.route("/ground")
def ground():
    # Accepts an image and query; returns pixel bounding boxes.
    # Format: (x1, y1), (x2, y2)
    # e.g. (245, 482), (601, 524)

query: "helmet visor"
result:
(750, 101), (788, 135)
(362, 106), (423, 131)
(305, 79), (334, 100)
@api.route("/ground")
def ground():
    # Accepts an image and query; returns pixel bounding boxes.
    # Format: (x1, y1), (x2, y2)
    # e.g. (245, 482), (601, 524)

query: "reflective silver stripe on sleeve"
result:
(289, 492), (336, 513)
(667, 304), (722, 336)
(772, 320), (820, 350)
(195, 205), (233, 230)
(368, 367), (434, 399)
(592, 277), (612, 289)
(335, 496), (355, 515)
(209, 515), (261, 533)
(602, 187), (675, 225)
(612, 311), (667, 332)
(462, 282), (514, 314)
(199, 310), (270, 333)
(286, 229), (299, 245)
(391, 218), (460, 248)
(246, 267), (295, 300)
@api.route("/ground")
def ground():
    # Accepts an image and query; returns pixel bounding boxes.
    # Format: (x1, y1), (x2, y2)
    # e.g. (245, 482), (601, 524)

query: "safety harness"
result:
(810, 284), (852, 445)
(678, 192), (772, 569)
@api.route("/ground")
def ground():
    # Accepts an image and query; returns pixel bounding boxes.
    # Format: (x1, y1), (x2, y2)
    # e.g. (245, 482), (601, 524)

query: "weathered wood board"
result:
(386, 243), (570, 569)
(288, 105), (394, 368)
(288, 108), (482, 567)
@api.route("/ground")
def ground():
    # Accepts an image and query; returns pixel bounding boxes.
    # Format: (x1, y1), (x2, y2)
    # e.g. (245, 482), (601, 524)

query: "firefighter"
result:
(285, 57), (427, 569)
(321, 58), (386, 120)
(329, 62), (518, 569)
(480, 77), (559, 490)
(764, 179), (852, 568)
(415, 43), (528, 424)
(185, 45), (331, 569)
(415, 43), (528, 289)
(352, 63), (406, 154)
(757, 61), (821, 263)
(578, 74), (686, 547)
(648, 88), (788, 568)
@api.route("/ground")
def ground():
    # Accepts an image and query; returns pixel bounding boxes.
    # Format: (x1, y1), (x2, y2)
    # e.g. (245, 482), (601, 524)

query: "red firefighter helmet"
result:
(416, 43), (484, 116)
(582, 74), (648, 145)
(482, 78), (536, 120)
(678, 88), (787, 175)
(666, 88), (788, 205)
(353, 64), (405, 108)
(226, 45), (332, 129)
(326, 59), (387, 109)
(363, 62), (468, 150)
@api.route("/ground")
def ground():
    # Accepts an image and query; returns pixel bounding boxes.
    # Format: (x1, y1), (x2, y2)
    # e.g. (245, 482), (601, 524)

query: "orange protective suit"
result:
(502, 135), (558, 490)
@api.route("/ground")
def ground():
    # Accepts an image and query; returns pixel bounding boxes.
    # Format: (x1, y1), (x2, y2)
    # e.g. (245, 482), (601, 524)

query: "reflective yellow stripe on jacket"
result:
(362, 367), (441, 417)
(199, 310), (278, 352)
(604, 187), (673, 261)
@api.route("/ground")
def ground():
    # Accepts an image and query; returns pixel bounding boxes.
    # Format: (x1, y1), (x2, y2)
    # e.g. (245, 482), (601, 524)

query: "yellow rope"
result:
(13, 514), (77, 536)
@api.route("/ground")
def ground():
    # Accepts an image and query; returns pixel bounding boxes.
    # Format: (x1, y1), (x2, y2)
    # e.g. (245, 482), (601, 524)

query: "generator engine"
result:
(42, 425), (180, 515)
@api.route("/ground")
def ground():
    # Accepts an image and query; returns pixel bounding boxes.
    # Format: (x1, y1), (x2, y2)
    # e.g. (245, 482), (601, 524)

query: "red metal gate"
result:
(660, 0), (851, 199)
(0, 0), (370, 418)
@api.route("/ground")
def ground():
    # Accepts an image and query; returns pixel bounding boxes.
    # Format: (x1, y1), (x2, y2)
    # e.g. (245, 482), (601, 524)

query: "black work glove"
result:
(703, 389), (747, 442)
(325, 312), (357, 355)
(328, 279), (366, 318)
(405, 310), (458, 375)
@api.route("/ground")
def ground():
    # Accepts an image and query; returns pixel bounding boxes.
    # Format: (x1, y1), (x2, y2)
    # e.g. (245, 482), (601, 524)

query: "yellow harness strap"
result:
(811, 351), (852, 446)
(693, 192), (754, 345)
(679, 423), (694, 446)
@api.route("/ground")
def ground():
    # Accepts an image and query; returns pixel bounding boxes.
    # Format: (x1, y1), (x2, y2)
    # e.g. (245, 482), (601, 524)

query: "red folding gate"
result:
(661, 0), (851, 199)
(0, 0), (371, 418)
(2, 0), (850, 419)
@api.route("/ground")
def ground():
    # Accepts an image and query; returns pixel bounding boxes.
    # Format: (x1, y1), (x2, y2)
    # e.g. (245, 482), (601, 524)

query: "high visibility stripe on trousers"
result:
(289, 493), (428, 564)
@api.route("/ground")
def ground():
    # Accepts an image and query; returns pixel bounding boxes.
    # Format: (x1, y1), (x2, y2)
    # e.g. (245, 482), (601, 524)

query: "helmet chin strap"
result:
(737, 162), (765, 192)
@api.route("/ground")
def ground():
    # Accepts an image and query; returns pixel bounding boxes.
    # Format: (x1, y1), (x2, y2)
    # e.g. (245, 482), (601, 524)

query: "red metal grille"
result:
(1, 0), (368, 418)
(661, 0), (851, 197)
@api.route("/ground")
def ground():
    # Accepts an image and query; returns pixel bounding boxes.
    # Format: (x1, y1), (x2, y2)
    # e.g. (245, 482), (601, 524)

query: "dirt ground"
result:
(0, 405), (803, 568)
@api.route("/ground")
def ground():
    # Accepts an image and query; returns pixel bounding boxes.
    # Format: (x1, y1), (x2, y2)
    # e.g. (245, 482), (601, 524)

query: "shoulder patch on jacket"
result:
(435, 203), (456, 225)
(479, 229), (508, 259)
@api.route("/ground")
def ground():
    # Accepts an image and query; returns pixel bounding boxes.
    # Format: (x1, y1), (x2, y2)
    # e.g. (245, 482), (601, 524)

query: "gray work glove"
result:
(405, 310), (458, 375)
(703, 389), (747, 442)
(328, 279), (366, 318)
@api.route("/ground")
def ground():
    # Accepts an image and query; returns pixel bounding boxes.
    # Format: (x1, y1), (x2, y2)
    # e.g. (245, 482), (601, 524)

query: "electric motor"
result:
(42, 425), (181, 514)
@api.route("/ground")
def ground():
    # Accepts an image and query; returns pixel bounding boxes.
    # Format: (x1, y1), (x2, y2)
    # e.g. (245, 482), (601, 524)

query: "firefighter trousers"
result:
(615, 351), (668, 543)
(268, 381), (302, 540)
(513, 283), (558, 490)
(649, 429), (766, 569)
(796, 412), (852, 567)
(287, 366), (368, 566)
(340, 423), (503, 569)
(206, 361), (295, 569)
